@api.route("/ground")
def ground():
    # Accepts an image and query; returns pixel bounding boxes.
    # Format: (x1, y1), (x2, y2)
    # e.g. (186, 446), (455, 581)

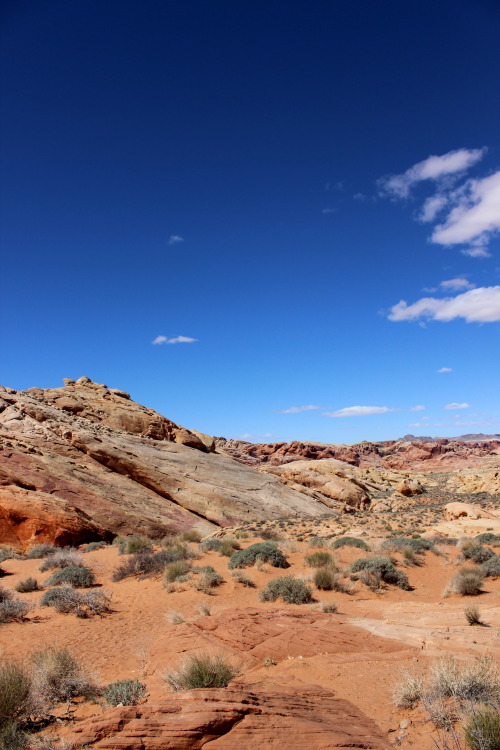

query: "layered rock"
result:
(0, 380), (339, 547)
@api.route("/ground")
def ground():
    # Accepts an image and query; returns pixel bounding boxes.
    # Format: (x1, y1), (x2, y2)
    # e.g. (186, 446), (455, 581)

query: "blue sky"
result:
(1, 0), (499, 443)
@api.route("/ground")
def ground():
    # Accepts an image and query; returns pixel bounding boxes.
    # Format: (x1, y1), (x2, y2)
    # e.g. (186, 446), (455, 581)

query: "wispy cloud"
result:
(388, 286), (500, 323)
(443, 403), (471, 410)
(324, 405), (395, 418)
(278, 405), (321, 414)
(321, 207), (336, 215)
(378, 148), (486, 199)
(152, 335), (198, 345)
(168, 235), (184, 245)
(437, 367), (453, 373)
(411, 405), (426, 411)
(440, 278), (475, 292)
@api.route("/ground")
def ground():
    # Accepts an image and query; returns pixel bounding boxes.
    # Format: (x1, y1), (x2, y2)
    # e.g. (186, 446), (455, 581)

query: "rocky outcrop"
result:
(0, 380), (339, 547)
(71, 683), (387, 749)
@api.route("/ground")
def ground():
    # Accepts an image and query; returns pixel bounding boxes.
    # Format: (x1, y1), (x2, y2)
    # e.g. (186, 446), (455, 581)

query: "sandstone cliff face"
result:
(0, 380), (339, 547)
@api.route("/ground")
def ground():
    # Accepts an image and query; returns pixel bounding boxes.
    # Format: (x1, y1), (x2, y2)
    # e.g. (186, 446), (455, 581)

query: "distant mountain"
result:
(401, 433), (500, 443)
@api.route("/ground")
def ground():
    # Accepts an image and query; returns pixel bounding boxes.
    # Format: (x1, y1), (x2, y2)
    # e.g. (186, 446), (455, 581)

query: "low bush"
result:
(321, 602), (339, 614)
(163, 560), (191, 583)
(350, 556), (411, 590)
(381, 537), (434, 555)
(24, 544), (56, 559)
(103, 678), (146, 706)
(83, 541), (108, 553)
(219, 540), (240, 557)
(465, 605), (483, 626)
(259, 576), (313, 604)
(165, 653), (237, 691)
(181, 530), (202, 543)
(392, 669), (425, 708)
(313, 567), (336, 590)
(464, 706), (500, 750)
(0, 659), (31, 727)
(112, 546), (193, 581)
(114, 535), (153, 555)
(305, 551), (333, 568)
(0, 590), (32, 623)
(429, 655), (499, 706)
(31, 647), (98, 703)
(40, 587), (111, 617)
(476, 533), (500, 545)
(307, 537), (329, 548)
(199, 539), (222, 552)
(482, 555), (500, 578)
(0, 546), (17, 564)
(45, 565), (95, 588)
(193, 566), (223, 591)
(228, 542), (289, 570)
(463, 544), (495, 564)
(231, 572), (256, 588)
(331, 536), (369, 551)
(15, 578), (39, 594)
(39, 549), (82, 572)
(448, 568), (484, 596)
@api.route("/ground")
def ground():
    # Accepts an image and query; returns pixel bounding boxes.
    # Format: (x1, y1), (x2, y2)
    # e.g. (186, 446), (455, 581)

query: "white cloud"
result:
(324, 405), (395, 418)
(437, 367), (453, 373)
(322, 207), (336, 214)
(419, 193), (449, 222)
(443, 403), (471, 410)
(388, 286), (500, 323)
(152, 335), (198, 345)
(168, 235), (184, 245)
(431, 170), (500, 252)
(440, 278), (475, 292)
(278, 405), (321, 414)
(411, 405), (426, 411)
(379, 148), (486, 199)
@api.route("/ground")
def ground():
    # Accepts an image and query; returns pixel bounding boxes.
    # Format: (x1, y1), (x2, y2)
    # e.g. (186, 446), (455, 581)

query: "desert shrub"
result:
(482, 555), (500, 578)
(258, 528), (282, 541)
(259, 576), (313, 604)
(24, 544), (56, 559)
(45, 565), (95, 588)
(165, 653), (237, 691)
(83, 541), (108, 553)
(429, 655), (499, 706)
(115, 535), (153, 555)
(392, 669), (425, 708)
(31, 647), (98, 703)
(463, 544), (495, 564)
(40, 587), (110, 617)
(448, 568), (484, 596)
(231, 572), (256, 588)
(199, 539), (222, 552)
(464, 707), (500, 750)
(112, 546), (192, 581)
(218, 540), (241, 557)
(476, 533), (500, 545)
(39, 549), (82, 572)
(307, 536), (329, 548)
(331, 536), (369, 551)
(15, 578), (39, 594)
(193, 566), (223, 591)
(350, 556), (411, 590)
(103, 678), (146, 707)
(321, 602), (339, 613)
(0, 592), (32, 624)
(305, 551), (333, 568)
(313, 567), (336, 590)
(163, 560), (191, 583)
(465, 605), (483, 626)
(181, 530), (202, 543)
(0, 660), (31, 727)
(0, 547), (17, 564)
(381, 537), (434, 555)
(228, 542), (289, 570)
(429, 536), (457, 546)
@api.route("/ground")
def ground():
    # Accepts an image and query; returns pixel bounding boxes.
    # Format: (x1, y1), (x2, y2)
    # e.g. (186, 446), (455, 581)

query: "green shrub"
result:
(193, 566), (223, 591)
(165, 654), (237, 691)
(331, 536), (369, 551)
(181, 530), (202, 543)
(15, 578), (39, 594)
(199, 539), (222, 552)
(476, 533), (500, 545)
(482, 555), (500, 578)
(103, 678), (146, 706)
(313, 567), (336, 590)
(381, 537), (434, 555)
(24, 544), (56, 559)
(45, 565), (95, 588)
(83, 541), (108, 553)
(0, 591), (32, 624)
(163, 560), (191, 583)
(230, 572), (256, 588)
(463, 545), (495, 564)
(31, 647), (98, 703)
(112, 546), (192, 581)
(0, 547), (17, 564)
(219, 540), (240, 557)
(259, 576), (313, 604)
(115, 535), (153, 555)
(464, 707), (500, 750)
(0, 660), (31, 727)
(350, 556), (411, 590)
(228, 542), (289, 570)
(305, 551), (333, 568)
(449, 568), (484, 596)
